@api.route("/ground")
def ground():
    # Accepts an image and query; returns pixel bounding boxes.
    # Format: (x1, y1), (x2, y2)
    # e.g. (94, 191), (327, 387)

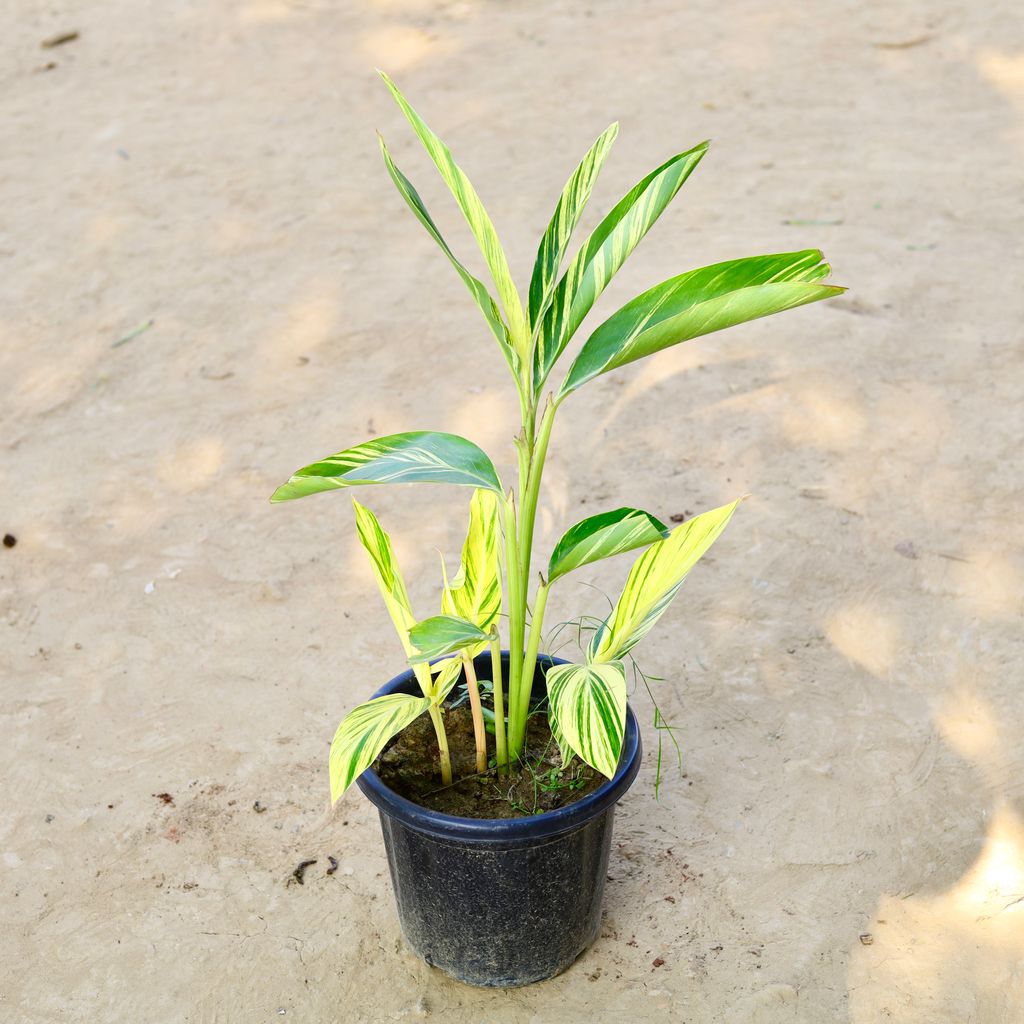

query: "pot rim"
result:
(355, 651), (642, 845)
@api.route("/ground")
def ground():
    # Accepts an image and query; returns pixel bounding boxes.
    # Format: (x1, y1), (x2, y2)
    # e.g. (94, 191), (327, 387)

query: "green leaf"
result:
(560, 251), (845, 396)
(270, 431), (502, 502)
(546, 661), (627, 779)
(442, 489), (502, 636)
(408, 614), (492, 663)
(532, 140), (709, 395)
(380, 71), (529, 351)
(590, 500), (740, 663)
(547, 507), (669, 583)
(329, 693), (429, 802)
(378, 134), (518, 377)
(527, 122), (619, 328)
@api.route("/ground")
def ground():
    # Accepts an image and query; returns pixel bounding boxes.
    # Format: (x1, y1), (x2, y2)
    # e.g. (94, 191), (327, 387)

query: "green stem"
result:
(462, 652), (488, 774)
(514, 578), (550, 751)
(506, 398), (559, 760)
(517, 398), (556, 585)
(427, 703), (453, 786)
(490, 637), (508, 772)
(503, 492), (526, 758)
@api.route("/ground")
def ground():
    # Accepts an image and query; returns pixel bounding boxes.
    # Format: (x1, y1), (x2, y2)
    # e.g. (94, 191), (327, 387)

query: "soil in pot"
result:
(374, 704), (604, 818)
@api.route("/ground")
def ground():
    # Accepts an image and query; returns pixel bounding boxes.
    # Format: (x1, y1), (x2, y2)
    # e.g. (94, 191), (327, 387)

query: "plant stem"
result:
(514, 578), (549, 751)
(517, 398), (556, 586)
(505, 399), (558, 759)
(426, 703), (453, 786)
(490, 637), (508, 773)
(503, 491), (526, 759)
(462, 652), (488, 774)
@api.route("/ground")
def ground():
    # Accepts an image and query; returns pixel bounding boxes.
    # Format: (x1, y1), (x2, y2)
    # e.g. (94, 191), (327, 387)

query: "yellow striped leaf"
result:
(442, 489), (502, 645)
(270, 431), (502, 502)
(329, 693), (429, 802)
(591, 500), (740, 663)
(351, 500), (433, 697)
(532, 141), (709, 395)
(378, 134), (518, 377)
(430, 655), (464, 703)
(560, 251), (845, 396)
(546, 661), (627, 779)
(548, 507), (669, 583)
(546, 699), (575, 769)
(380, 72), (529, 352)
(527, 122), (619, 328)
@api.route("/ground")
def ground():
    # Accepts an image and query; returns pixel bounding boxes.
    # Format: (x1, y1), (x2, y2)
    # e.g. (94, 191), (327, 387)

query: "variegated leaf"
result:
(560, 251), (844, 396)
(527, 122), (619, 329)
(351, 500), (434, 696)
(547, 507), (669, 583)
(546, 697), (574, 769)
(442, 489), (502, 640)
(270, 431), (502, 502)
(532, 140), (709, 395)
(352, 498), (415, 636)
(378, 134), (518, 376)
(590, 500), (740, 663)
(408, 614), (492, 663)
(329, 693), (429, 802)
(380, 72), (529, 351)
(430, 656), (464, 703)
(546, 661), (627, 779)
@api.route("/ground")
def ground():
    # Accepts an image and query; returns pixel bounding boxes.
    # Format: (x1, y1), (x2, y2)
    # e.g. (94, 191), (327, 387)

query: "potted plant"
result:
(271, 72), (843, 987)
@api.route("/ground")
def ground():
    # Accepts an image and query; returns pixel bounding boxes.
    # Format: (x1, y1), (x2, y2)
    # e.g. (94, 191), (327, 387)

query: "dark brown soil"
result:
(374, 705), (604, 818)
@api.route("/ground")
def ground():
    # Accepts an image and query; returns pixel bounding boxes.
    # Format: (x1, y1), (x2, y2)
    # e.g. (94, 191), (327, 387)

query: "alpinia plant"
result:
(272, 73), (844, 803)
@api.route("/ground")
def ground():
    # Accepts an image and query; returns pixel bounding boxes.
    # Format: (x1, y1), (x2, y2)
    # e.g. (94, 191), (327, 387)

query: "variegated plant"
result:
(272, 74), (844, 803)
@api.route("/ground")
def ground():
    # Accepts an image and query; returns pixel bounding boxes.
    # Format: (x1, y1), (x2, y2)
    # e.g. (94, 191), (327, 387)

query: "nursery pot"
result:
(356, 651), (642, 988)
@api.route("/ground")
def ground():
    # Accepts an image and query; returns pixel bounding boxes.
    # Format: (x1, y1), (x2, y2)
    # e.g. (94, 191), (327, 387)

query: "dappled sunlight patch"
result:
(157, 438), (225, 494)
(259, 283), (340, 371)
(824, 601), (899, 677)
(238, 0), (296, 24)
(935, 687), (1004, 768)
(443, 389), (516, 458)
(948, 551), (1023, 620)
(849, 804), (1024, 1021)
(85, 215), (125, 247)
(779, 381), (866, 450)
(978, 50), (1024, 99)
(359, 25), (447, 72)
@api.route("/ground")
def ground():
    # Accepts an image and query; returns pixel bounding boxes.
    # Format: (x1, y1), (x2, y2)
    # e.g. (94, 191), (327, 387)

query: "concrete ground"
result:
(2, 1), (1023, 1021)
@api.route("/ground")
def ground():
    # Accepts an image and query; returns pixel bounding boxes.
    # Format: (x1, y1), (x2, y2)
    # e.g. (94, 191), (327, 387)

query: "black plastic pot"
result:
(356, 650), (642, 988)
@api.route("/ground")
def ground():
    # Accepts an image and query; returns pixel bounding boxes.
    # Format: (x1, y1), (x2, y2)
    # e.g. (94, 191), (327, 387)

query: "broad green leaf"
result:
(380, 72), (529, 351)
(329, 693), (429, 802)
(442, 489), (502, 642)
(547, 507), (669, 583)
(378, 134), (518, 377)
(532, 141), (709, 395)
(408, 614), (492, 663)
(430, 656), (464, 703)
(590, 500), (740, 663)
(270, 431), (502, 502)
(546, 661), (627, 779)
(560, 251), (845, 396)
(352, 500), (434, 696)
(527, 123), (619, 328)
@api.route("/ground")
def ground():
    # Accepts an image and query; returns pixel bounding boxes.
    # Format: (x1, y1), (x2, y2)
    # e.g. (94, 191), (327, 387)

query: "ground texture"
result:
(3, 1), (1023, 1021)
